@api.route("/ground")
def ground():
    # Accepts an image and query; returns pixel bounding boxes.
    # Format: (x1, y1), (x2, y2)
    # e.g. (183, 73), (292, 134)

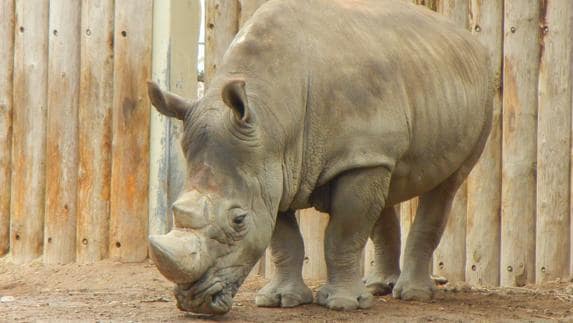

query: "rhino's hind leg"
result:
(255, 210), (313, 308)
(364, 206), (401, 295)
(393, 171), (466, 301)
(317, 166), (392, 311)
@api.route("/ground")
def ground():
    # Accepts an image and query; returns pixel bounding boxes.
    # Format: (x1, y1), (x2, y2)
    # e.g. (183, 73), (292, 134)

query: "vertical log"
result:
(300, 210), (328, 280)
(77, 0), (114, 263)
(501, 1), (540, 287)
(149, 0), (171, 236)
(205, 0), (239, 86)
(466, 0), (503, 287)
(0, 0), (15, 256)
(150, 0), (200, 236)
(10, 0), (49, 264)
(433, 0), (470, 283)
(364, 239), (376, 276)
(44, 0), (81, 264)
(167, 0), (200, 218)
(536, 0), (572, 283)
(109, 0), (153, 262)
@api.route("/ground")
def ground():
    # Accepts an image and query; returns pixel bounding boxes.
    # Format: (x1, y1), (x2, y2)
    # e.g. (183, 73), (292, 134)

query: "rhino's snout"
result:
(148, 230), (211, 284)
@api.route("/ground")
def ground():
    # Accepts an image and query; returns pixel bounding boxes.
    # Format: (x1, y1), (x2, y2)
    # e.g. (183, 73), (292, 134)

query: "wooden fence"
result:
(0, 0), (572, 288)
(0, 0), (199, 264)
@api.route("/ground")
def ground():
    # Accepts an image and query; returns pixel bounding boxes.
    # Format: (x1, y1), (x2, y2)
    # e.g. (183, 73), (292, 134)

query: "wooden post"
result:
(501, 1), (540, 287)
(0, 0), (15, 256)
(364, 239), (376, 276)
(300, 210), (329, 280)
(10, 0), (49, 264)
(205, 0), (239, 86)
(536, 0), (572, 283)
(433, 0), (470, 283)
(109, 0), (153, 262)
(466, 0), (503, 287)
(166, 0), (199, 222)
(77, 0), (114, 263)
(44, 0), (81, 264)
(149, 0), (171, 237)
(150, 0), (200, 236)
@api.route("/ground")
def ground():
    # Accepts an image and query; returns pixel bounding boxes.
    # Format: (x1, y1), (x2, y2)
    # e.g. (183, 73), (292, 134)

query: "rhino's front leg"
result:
(317, 167), (391, 311)
(255, 210), (313, 308)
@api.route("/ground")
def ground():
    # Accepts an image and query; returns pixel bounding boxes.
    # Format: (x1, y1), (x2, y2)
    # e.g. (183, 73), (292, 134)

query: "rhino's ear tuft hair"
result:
(147, 81), (191, 121)
(222, 79), (251, 123)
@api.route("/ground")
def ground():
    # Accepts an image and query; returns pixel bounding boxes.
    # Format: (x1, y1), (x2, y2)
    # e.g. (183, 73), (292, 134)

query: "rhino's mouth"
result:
(174, 269), (243, 315)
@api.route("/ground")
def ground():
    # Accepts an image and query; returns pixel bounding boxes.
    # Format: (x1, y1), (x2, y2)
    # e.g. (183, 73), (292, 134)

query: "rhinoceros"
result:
(147, 0), (492, 315)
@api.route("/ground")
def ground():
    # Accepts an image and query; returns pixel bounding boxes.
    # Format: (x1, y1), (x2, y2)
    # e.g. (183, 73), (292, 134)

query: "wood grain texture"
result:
(150, 0), (200, 236)
(10, 0), (49, 264)
(536, 0), (572, 283)
(364, 238), (376, 276)
(167, 0), (200, 221)
(299, 209), (329, 280)
(149, 0), (172, 237)
(109, 0), (153, 262)
(466, 0), (503, 287)
(205, 0), (239, 86)
(432, 0), (470, 283)
(501, 0), (540, 287)
(0, 0), (15, 256)
(77, 0), (114, 263)
(44, 0), (81, 264)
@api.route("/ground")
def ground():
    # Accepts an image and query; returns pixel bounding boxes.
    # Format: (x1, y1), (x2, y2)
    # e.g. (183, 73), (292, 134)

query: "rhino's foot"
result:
(392, 276), (435, 301)
(316, 283), (373, 311)
(255, 279), (313, 308)
(364, 273), (400, 296)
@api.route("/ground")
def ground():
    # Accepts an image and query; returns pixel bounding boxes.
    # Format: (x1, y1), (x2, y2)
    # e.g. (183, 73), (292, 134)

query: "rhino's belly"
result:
(386, 124), (483, 205)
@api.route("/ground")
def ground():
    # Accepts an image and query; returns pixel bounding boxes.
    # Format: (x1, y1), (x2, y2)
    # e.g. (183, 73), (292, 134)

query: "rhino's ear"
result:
(147, 81), (192, 121)
(222, 79), (251, 123)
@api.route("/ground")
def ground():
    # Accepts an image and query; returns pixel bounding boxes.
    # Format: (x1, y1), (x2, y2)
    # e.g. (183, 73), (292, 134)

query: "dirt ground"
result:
(1, 259), (572, 322)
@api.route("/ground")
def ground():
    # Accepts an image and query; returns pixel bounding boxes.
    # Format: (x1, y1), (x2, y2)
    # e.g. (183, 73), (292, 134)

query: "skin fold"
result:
(147, 0), (493, 314)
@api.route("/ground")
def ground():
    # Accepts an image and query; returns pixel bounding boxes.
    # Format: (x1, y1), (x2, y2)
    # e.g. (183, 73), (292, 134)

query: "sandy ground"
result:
(1, 258), (572, 322)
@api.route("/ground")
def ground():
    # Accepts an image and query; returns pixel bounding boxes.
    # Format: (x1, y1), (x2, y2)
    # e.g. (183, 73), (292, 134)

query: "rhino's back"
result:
(227, 0), (492, 206)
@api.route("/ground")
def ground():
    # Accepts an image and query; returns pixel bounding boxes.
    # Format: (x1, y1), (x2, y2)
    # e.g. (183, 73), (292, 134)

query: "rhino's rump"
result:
(299, 0), (491, 203)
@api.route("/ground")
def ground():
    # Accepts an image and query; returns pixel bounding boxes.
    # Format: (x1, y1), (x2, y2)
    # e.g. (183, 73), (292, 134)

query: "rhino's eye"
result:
(229, 209), (248, 232)
(233, 214), (247, 225)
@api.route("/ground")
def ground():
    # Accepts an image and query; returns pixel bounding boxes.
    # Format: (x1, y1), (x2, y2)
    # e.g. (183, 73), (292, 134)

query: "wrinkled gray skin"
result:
(147, 0), (492, 315)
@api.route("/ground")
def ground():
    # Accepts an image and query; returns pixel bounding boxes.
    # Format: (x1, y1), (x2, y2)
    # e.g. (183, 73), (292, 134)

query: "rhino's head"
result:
(147, 79), (283, 314)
